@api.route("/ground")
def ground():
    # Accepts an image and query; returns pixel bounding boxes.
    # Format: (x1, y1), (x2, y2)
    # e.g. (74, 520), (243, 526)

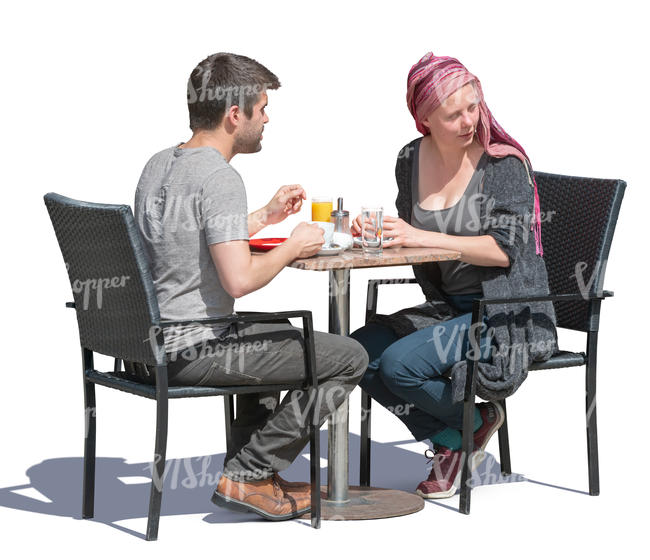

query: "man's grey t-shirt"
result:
(134, 145), (249, 354)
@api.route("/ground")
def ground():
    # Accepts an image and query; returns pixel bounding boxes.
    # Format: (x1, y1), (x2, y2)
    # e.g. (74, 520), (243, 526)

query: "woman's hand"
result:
(351, 213), (368, 236)
(382, 216), (427, 248)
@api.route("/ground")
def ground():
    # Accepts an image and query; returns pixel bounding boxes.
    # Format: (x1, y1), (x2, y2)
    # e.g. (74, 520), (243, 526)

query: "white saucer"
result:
(316, 243), (344, 256)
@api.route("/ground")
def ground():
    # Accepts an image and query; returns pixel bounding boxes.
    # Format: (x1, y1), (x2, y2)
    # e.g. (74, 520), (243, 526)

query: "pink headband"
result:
(406, 52), (543, 257)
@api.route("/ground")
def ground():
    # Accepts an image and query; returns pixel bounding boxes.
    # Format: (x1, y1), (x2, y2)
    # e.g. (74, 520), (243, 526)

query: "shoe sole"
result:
(211, 490), (310, 521)
(416, 449), (486, 500)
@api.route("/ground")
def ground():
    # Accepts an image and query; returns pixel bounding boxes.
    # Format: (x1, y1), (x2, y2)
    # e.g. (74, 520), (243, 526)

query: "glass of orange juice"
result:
(311, 197), (333, 222)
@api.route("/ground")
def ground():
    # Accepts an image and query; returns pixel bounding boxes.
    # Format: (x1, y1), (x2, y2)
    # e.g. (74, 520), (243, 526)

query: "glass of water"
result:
(361, 206), (383, 256)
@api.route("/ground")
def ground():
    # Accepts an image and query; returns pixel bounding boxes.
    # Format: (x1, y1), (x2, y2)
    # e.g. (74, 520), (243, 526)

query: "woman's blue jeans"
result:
(350, 293), (493, 445)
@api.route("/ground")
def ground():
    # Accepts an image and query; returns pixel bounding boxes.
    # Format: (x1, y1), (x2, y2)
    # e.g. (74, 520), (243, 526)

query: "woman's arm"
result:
(382, 216), (510, 267)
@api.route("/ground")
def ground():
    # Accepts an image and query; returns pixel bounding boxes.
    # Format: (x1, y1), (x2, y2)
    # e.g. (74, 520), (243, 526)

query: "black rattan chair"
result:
(44, 192), (322, 540)
(359, 170), (626, 513)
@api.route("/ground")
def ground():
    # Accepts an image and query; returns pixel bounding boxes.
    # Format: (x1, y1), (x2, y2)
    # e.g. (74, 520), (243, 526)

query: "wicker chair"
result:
(359, 170), (626, 513)
(44, 192), (322, 540)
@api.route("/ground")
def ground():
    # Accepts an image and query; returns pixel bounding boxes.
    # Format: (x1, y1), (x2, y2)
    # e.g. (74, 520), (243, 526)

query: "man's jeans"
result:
(350, 293), (492, 442)
(166, 321), (368, 481)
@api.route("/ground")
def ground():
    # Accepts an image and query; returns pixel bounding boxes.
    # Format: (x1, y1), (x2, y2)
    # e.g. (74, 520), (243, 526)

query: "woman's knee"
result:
(359, 366), (383, 394)
(377, 347), (419, 393)
(350, 323), (398, 364)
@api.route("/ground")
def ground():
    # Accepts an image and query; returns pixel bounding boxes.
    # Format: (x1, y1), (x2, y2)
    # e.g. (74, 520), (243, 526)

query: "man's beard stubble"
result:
(233, 127), (263, 154)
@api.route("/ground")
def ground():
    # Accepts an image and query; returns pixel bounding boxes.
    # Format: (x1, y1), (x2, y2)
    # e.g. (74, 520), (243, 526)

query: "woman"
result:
(350, 52), (557, 499)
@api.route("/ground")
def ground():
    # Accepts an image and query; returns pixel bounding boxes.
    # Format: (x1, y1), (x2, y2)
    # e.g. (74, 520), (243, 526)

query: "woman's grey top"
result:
(411, 146), (488, 295)
(368, 136), (558, 404)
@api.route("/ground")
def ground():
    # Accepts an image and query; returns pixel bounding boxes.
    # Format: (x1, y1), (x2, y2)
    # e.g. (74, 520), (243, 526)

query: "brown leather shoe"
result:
(211, 473), (311, 521)
(274, 473), (311, 494)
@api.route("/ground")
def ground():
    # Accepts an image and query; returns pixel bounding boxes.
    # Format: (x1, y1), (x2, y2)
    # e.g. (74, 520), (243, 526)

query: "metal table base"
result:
(288, 247), (462, 518)
(325, 269), (424, 519)
(303, 486), (424, 521)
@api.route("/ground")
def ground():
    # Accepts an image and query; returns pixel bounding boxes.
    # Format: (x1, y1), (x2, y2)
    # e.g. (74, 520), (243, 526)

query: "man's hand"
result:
(264, 184), (306, 225)
(248, 185), (306, 237)
(286, 222), (324, 258)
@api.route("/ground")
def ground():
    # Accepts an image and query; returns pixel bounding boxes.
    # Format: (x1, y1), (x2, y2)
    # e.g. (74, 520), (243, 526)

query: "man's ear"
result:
(224, 104), (241, 128)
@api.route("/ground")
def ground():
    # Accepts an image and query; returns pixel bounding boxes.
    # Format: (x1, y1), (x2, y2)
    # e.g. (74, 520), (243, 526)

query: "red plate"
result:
(249, 237), (288, 251)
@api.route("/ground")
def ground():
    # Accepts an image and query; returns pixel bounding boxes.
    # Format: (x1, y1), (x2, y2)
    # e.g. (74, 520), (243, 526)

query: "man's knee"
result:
(325, 335), (368, 381)
(345, 338), (369, 380)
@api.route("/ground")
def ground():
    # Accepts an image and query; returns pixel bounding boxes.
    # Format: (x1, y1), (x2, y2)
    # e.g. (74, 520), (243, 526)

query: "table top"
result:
(287, 246), (461, 271)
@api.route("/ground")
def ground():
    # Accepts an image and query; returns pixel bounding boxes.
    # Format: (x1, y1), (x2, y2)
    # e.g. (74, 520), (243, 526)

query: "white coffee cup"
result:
(309, 221), (335, 248)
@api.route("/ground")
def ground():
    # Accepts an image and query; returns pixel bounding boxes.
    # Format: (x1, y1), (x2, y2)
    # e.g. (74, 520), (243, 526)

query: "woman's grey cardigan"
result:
(369, 137), (558, 403)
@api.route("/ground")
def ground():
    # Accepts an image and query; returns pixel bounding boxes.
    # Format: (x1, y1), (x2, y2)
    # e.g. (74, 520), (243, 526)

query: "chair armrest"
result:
(469, 290), (614, 306)
(159, 310), (318, 391)
(365, 278), (417, 320)
(368, 278), (418, 287)
(159, 310), (312, 328)
(463, 289), (614, 385)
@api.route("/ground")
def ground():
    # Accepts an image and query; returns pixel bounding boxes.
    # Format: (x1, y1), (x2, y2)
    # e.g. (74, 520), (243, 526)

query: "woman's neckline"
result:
(414, 137), (487, 213)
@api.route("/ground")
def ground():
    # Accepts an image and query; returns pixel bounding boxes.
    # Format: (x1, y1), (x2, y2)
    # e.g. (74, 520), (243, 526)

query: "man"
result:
(134, 53), (368, 521)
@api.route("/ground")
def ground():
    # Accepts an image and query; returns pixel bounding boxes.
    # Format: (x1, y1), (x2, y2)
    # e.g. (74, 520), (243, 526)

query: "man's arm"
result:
(247, 207), (269, 237)
(210, 222), (324, 298)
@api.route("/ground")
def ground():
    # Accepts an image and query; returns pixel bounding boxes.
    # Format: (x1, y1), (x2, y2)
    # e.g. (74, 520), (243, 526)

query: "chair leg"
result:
(360, 390), (371, 487)
(223, 395), (235, 452)
(586, 331), (600, 496)
(82, 349), (96, 519)
(459, 394), (476, 515)
(146, 366), (169, 541)
(309, 392), (321, 529)
(497, 399), (512, 476)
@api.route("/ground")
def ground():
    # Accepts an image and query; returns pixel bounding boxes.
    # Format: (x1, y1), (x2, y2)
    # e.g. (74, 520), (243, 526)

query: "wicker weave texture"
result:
(534, 172), (625, 331)
(45, 193), (162, 364)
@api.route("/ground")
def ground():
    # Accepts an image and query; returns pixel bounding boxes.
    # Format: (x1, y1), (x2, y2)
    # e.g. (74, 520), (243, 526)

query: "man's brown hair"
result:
(187, 53), (280, 131)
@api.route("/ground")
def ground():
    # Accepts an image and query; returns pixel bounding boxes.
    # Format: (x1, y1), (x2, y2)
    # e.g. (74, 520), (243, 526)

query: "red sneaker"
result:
(416, 446), (484, 499)
(473, 401), (505, 453)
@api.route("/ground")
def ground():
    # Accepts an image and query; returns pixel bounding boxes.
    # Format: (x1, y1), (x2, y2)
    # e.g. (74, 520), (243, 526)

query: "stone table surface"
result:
(286, 246), (461, 271)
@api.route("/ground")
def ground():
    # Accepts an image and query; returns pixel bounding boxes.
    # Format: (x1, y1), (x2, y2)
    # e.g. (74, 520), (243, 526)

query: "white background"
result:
(1, 0), (647, 556)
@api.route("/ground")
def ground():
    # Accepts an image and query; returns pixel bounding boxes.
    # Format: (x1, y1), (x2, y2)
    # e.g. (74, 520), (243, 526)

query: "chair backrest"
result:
(534, 171), (626, 332)
(44, 192), (164, 365)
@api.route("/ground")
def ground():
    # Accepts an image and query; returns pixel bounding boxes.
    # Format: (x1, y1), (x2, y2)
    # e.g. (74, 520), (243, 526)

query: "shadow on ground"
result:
(1, 432), (579, 539)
